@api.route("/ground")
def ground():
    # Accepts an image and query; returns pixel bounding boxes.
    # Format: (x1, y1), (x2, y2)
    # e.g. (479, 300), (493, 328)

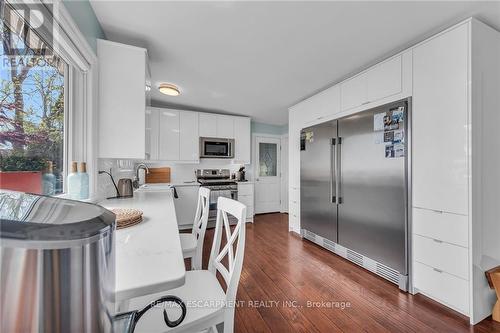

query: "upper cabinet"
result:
(158, 109), (180, 161)
(97, 39), (149, 159)
(290, 85), (341, 126)
(412, 24), (469, 215)
(340, 55), (403, 111)
(199, 113), (217, 137)
(234, 117), (251, 164)
(179, 111), (199, 161)
(147, 108), (250, 164)
(216, 115), (235, 139)
(198, 113), (235, 138)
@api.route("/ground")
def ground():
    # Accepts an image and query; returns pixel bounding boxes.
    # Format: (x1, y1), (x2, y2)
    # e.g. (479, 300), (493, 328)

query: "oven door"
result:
(200, 138), (234, 158)
(207, 186), (238, 223)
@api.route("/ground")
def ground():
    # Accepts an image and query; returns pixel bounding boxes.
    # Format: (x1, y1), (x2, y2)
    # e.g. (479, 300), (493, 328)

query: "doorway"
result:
(254, 136), (281, 213)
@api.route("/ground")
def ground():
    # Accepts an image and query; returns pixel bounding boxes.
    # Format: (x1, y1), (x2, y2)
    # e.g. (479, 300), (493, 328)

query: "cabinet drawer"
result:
(413, 207), (468, 247)
(238, 195), (253, 207)
(414, 262), (469, 315)
(413, 234), (468, 280)
(238, 184), (254, 196)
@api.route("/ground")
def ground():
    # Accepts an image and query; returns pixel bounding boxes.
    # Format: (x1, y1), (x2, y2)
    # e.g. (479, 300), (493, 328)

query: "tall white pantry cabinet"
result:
(288, 18), (500, 324)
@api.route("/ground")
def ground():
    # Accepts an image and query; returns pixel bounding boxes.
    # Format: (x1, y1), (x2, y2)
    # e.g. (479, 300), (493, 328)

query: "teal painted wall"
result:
(251, 121), (288, 135)
(62, 0), (105, 51)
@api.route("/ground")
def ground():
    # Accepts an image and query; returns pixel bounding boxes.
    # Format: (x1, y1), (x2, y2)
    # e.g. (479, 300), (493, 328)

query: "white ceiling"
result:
(90, 1), (500, 125)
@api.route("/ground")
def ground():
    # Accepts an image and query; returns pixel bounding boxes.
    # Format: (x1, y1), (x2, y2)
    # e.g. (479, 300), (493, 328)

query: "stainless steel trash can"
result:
(0, 190), (115, 333)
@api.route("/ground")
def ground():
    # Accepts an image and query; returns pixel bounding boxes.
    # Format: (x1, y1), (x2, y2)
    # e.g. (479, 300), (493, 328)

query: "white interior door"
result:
(254, 136), (281, 213)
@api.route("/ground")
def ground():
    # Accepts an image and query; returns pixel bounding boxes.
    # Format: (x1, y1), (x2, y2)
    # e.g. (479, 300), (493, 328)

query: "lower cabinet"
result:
(288, 187), (300, 233)
(412, 207), (470, 315)
(173, 185), (200, 228)
(414, 262), (469, 315)
(237, 183), (254, 222)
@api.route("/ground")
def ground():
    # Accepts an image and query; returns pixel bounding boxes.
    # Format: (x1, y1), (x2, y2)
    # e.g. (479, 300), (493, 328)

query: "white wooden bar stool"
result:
(128, 197), (247, 333)
(179, 187), (210, 270)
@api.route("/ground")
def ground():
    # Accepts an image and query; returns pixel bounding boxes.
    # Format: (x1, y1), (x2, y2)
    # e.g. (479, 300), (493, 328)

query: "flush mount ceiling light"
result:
(158, 83), (180, 96)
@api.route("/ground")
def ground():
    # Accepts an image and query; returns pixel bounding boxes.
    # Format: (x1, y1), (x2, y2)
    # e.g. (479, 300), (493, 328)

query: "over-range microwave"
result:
(200, 137), (235, 158)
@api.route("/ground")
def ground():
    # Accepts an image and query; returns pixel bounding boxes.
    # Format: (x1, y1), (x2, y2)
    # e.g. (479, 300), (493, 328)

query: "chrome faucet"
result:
(133, 163), (150, 189)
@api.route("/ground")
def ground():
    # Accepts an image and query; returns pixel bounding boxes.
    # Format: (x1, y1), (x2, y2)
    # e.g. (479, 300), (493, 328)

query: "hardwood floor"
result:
(197, 213), (500, 333)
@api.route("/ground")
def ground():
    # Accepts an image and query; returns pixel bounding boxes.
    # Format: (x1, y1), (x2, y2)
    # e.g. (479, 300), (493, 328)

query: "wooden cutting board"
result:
(145, 167), (171, 183)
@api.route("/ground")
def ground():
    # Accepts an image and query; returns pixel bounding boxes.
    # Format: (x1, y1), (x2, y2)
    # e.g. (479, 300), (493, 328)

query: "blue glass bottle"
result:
(42, 161), (56, 195)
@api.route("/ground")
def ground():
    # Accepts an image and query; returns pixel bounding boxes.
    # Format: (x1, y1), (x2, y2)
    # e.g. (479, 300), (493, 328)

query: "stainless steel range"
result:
(196, 169), (238, 225)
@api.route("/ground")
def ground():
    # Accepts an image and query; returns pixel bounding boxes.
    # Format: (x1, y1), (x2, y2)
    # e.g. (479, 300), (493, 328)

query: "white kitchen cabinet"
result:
(198, 113), (235, 139)
(340, 73), (366, 111)
(366, 55), (402, 103)
(411, 19), (500, 324)
(234, 117), (251, 164)
(340, 55), (402, 111)
(145, 108), (159, 160)
(412, 24), (469, 215)
(414, 234), (469, 280)
(179, 111), (199, 162)
(199, 113), (217, 137)
(146, 109), (250, 163)
(216, 115), (235, 138)
(413, 208), (468, 248)
(290, 85), (341, 126)
(237, 183), (254, 222)
(158, 109), (180, 161)
(173, 185), (201, 228)
(414, 262), (469, 315)
(97, 39), (149, 159)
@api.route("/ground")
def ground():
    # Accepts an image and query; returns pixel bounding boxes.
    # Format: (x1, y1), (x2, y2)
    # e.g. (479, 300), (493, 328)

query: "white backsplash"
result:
(97, 158), (252, 198)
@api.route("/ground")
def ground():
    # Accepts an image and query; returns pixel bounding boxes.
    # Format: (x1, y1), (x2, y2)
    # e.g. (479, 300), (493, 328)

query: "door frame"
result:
(252, 133), (285, 214)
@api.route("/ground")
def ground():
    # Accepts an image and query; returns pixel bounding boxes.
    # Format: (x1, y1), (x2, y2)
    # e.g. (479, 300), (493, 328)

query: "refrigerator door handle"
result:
(336, 137), (342, 204)
(331, 138), (337, 203)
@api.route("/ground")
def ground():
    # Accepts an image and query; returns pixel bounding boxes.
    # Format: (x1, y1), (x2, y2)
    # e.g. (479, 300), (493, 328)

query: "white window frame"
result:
(6, 0), (99, 197)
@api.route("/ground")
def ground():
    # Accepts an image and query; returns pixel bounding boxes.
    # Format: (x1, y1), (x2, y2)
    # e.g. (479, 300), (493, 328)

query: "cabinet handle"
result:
(362, 101), (370, 105)
(433, 239), (443, 244)
(432, 209), (444, 214)
(433, 268), (443, 274)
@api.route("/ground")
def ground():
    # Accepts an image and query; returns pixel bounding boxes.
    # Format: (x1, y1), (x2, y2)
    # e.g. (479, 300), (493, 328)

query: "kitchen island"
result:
(99, 190), (185, 302)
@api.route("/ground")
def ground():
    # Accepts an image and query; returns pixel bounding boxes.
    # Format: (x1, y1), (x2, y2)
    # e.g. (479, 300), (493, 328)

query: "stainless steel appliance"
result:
(199, 137), (235, 158)
(0, 190), (115, 332)
(117, 178), (134, 198)
(300, 99), (410, 290)
(196, 169), (238, 225)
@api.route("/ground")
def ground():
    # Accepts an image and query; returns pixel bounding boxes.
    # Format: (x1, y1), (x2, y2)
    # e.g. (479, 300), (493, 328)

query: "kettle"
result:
(117, 178), (134, 198)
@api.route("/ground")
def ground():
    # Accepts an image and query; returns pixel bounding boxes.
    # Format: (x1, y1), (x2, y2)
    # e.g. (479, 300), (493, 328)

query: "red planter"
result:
(0, 171), (42, 194)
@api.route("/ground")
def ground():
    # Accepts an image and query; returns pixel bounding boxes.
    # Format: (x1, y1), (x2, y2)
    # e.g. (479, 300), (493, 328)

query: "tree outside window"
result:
(1, 4), (66, 195)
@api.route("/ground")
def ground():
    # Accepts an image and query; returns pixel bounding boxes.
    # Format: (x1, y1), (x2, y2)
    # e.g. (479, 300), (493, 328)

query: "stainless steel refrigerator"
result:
(300, 99), (410, 290)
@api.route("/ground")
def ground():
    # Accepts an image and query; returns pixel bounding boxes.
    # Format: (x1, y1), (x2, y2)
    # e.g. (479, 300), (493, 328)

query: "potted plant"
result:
(0, 155), (46, 194)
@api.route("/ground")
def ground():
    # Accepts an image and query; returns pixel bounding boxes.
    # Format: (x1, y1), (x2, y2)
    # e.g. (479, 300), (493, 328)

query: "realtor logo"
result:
(2, 2), (53, 56)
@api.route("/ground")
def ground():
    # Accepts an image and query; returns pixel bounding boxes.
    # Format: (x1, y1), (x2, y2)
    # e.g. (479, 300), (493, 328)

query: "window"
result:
(1, 1), (97, 198)
(259, 142), (278, 177)
(1, 3), (67, 195)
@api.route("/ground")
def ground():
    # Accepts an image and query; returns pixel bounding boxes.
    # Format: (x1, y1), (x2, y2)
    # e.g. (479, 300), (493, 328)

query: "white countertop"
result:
(236, 180), (254, 184)
(99, 190), (185, 301)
